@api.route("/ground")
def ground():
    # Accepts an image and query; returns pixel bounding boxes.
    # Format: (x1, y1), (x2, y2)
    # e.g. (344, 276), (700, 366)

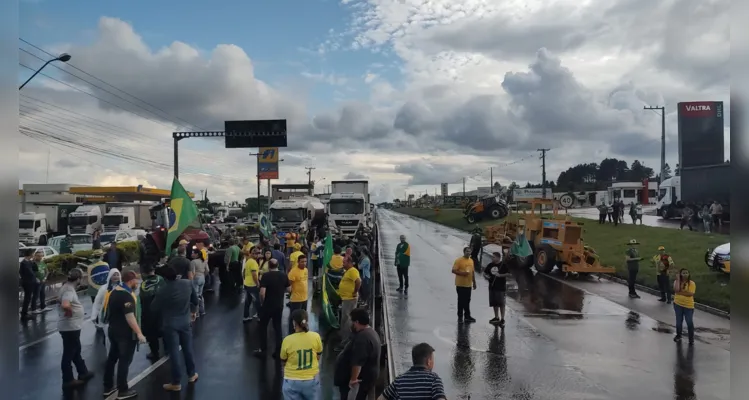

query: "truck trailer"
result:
(656, 163), (731, 221)
(102, 203), (154, 232)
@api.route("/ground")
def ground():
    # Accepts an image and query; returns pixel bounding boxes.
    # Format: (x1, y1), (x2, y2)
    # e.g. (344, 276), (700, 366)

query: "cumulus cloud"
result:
(18, 1), (729, 202)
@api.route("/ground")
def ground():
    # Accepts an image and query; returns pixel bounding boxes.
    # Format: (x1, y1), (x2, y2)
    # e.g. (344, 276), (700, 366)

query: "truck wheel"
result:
(534, 244), (557, 274)
(38, 236), (47, 245)
(660, 208), (670, 219)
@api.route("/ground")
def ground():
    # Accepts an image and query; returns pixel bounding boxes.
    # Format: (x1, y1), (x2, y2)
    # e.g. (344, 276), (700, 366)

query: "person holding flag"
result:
(164, 178), (200, 272)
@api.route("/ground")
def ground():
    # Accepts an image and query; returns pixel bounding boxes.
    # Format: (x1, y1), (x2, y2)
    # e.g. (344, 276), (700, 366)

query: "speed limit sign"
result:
(559, 194), (574, 208)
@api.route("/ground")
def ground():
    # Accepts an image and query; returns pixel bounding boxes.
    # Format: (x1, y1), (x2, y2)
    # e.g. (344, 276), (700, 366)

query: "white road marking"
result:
(19, 317), (93, 351)
(105, 355), (170, 400)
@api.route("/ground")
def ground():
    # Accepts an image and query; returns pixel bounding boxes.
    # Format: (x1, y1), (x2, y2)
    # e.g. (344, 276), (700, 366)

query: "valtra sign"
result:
(679, 101), (721, 118)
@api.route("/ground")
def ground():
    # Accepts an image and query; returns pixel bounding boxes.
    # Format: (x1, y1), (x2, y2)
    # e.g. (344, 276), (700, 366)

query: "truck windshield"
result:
(329, 200), (364, 215)
(19, 220), (34, 229)
(70, 216), (96, 226)
(270, 209), (305, 222)
(102, 215), (124, 226)
(658, 188), (667, 200)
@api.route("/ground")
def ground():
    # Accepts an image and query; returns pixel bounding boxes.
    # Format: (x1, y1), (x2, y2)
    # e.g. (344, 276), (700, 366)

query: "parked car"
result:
(705, 242), (730, 274)
(48, 234), (93, 254)
(19, 242), (26, 248)
(18, 246), (58, 263)
(100, 230), (140, 247)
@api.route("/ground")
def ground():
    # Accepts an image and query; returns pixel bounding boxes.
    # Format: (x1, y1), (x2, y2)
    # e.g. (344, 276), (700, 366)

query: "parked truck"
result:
(18, 203), (81, 245)
(102, 203), (154, 232)
(656, 163), (731, 221)
(68, 204), (106, 234)
(269, 196), (324, 231)
(328, 180), (370, 236)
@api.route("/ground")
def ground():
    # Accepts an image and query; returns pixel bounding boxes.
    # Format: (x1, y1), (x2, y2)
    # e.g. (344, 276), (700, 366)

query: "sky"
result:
(17, 0), (730, 203)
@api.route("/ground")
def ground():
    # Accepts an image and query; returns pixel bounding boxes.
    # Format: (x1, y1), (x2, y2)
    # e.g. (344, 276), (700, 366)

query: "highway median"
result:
(393, 207), (730, 313)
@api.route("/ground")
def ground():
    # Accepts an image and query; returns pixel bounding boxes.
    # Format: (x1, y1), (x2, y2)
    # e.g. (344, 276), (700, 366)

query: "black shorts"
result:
(489, 290), (506, 307)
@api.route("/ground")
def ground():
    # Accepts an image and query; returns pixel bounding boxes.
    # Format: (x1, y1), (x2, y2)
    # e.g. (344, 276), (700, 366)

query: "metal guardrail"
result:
(376, 219), (397, 384)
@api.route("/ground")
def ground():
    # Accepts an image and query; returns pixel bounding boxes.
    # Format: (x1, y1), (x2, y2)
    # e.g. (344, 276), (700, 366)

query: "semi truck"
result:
(269, 196), (325, 231)
(68, 204), (106, 234)
(328, 184), (369, 236)
(102, 204), (153, 232)
(656, 163), (731, 221)
(18, 203), (81, 245)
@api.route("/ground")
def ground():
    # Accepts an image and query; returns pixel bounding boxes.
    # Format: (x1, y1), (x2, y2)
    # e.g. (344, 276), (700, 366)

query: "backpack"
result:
(139, 275), (164, 303)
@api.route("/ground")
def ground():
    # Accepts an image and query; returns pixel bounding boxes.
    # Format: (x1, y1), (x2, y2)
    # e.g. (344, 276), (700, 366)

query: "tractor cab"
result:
(463, 194), (509, 224)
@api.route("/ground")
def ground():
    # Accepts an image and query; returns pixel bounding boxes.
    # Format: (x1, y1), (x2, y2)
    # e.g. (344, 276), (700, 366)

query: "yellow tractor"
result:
(483, 198), (615, 275)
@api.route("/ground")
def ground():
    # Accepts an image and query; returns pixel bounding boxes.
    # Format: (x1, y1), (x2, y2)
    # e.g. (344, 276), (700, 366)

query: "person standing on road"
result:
(453, 247), (477, 323)
(673, 268), (696, 345)
(624, 239), (642, 299)
(330, 246), (345, 272)
(379, 343), (446, 400)
(280, 309), (323, 399)
(190, 250), (208, 317)
(152, 265), (200, 392)
(709, 200), (722, 230)
(168, 245), (192, 280)
(635, 202), (644, 225)
(287, 254), (309, 335)
(469, 228), (483, 271)
(334, 308), (380, 400)
(92, 228), (102, 250)
(91, 268), (122, 331)
(58, 268), (94, 390)
(483, 251), (511, 327)
(102, 271), (146, 399)
(394, 235), (411, 294)
(254, 258), (290, 358)
(653, 246), (675, 303)
(139, 264), (165, 360)
(290, 243), (304, 273)
(607, 202), (614, 223)
(358, 247), (372, 307)
(33, 249), (52, 314)
(337, 257), (361, 350)
(243, 247), (261, 322)
(272, 242), (288, 275)
(679, 206), (694, 231)
(105, 243), (124, 272)
(597, 203), (607, 224)
(628, 202), (637, 224)
(19, 248), (38, 321)
(225, 238), (242, 291)
(612, 201), (621, 226)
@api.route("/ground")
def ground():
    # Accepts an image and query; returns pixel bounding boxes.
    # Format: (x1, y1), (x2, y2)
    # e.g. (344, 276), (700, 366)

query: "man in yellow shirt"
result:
(452, 247), (477, 324)
(329, 246), (344, 272)
(242, 248), (260, 322)
(652, 245), (675, 303)
(337, 257), (361, 348)
(287, 254), (309, 335)
(290, 243), (304, 270)
(285, 231), (297, 257)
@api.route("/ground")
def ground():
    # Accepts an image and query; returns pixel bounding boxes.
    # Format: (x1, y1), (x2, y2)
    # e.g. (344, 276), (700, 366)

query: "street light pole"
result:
(249, 152), (260, 212)
(19, 53), (72, 90)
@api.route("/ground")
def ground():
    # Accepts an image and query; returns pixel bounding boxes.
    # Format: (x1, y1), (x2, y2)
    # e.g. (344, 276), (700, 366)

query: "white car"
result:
(705, 242), (730, 274)
(18, 246), (58, 263)
(48, 234), (93, 254)
(100, 230), (140, 246)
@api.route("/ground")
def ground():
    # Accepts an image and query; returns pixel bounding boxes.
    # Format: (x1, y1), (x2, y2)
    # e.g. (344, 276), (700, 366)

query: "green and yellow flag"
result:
(320, 232), (340, 329)
(166, 178), (199, 250)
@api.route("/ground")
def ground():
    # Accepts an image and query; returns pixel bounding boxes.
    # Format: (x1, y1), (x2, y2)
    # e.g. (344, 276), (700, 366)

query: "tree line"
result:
(555, 158), (668, 192)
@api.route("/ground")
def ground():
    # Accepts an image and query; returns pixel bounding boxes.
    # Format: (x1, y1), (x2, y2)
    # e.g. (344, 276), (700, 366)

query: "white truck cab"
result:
(19, 212), (49, 245)
(327, 192), (366, 236)
(68, 205), (104, 234)
(269, 198), (308, 231)
(656, 176), (681, 219)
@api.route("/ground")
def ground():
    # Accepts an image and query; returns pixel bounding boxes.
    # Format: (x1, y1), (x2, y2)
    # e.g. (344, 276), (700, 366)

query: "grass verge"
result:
(395, 207), (730, 312)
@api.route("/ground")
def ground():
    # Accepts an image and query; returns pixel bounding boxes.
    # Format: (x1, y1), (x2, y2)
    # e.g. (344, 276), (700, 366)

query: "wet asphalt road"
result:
(18, 278), (340, 400)
(378, 209), (730, 400)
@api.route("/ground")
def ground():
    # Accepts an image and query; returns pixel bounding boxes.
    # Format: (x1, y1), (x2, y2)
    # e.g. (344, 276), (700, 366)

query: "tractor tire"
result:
(534, 244), (557, 274)
(489, 205), (508, 219)
(466, 214), (477, 224)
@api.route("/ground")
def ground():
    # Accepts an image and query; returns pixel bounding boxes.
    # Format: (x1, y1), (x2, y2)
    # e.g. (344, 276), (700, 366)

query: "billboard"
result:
(512, 188), (553, 202)
(440, 183), (448, 197)
(258, 147), (279, 179)
(225, 119), (287, 148)
(677, 101), (724, 168)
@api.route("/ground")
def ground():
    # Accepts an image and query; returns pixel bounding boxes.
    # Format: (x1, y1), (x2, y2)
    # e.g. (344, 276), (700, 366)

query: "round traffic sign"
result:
(559, 194), (574, 208)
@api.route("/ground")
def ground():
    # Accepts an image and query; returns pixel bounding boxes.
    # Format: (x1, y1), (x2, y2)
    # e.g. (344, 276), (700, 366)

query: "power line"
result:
(19, 39), (206, 130)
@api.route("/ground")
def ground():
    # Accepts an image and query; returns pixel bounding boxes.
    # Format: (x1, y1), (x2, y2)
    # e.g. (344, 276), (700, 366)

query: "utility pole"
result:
(644, 105), (666, 182)
(490, 167), (493, 193)
(305, 167), (315, 195)
(537, 149), (550, 198)
(462, 177), (466, 197)
(249, 152), (260, 212)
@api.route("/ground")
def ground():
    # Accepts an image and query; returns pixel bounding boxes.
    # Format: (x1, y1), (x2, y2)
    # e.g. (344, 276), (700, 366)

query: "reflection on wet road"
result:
(379, 209), (729, 400)
(19, 280), (328, 400)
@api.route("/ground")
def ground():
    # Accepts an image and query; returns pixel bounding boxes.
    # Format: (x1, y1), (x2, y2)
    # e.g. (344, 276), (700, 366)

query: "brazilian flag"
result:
(320, 233), (340, 329)
(258, 213), (272, 239)
(166, 178), (199, 250)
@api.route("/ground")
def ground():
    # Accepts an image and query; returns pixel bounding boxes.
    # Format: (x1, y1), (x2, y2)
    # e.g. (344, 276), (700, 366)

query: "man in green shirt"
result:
(225, 239), (242, 291)
(32, 250), (52, 313)
(395, 235), (411, 294)
(625, 239), (642, 299)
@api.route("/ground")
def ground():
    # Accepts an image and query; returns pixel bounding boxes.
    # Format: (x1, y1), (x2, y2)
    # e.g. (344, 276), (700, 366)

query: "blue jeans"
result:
(244, 286), (259, 318)
(163, 324), (196, 384)
(282, 377), (320, 400)
(193, 276), (206, 314)
(674, 304), (695, 341)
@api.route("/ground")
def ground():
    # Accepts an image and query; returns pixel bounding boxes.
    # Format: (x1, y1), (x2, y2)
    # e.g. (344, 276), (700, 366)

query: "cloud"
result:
(343, 172), (369, 179)
(19, 4), (728, 203)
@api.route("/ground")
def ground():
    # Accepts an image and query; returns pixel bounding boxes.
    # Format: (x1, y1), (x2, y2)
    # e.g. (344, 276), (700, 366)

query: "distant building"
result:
(450, 186), (492, 197)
